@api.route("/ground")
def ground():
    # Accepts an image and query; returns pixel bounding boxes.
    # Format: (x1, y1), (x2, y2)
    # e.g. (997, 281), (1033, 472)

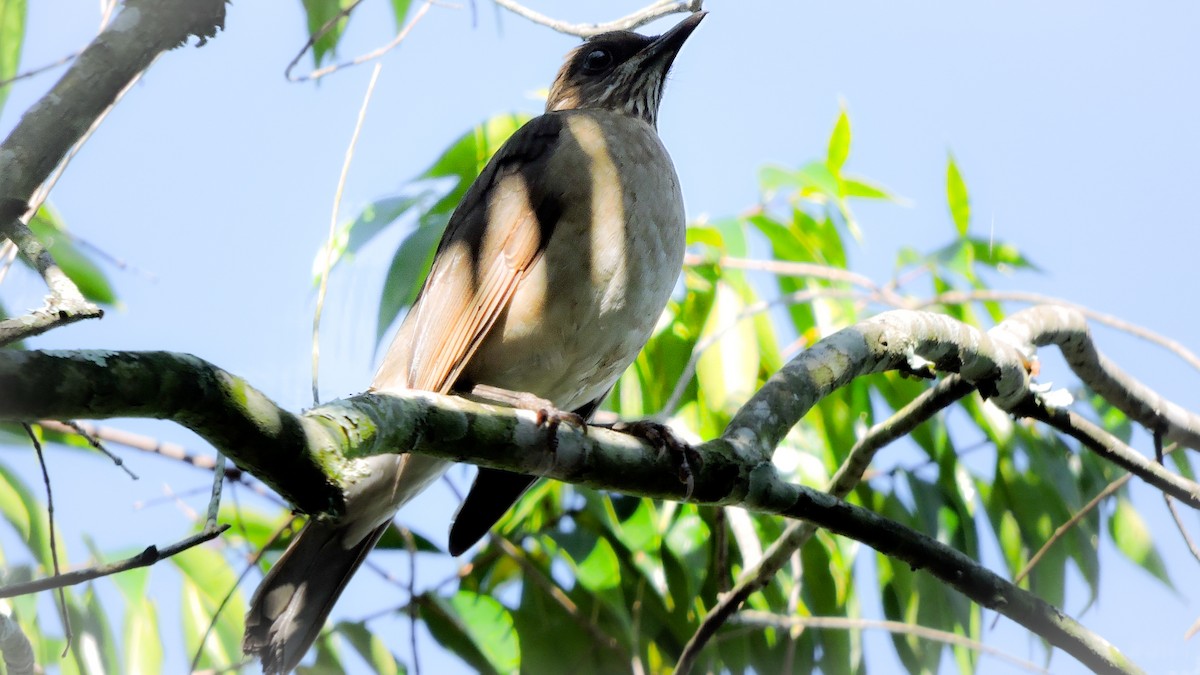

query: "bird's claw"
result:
(610, 420), (699, 500)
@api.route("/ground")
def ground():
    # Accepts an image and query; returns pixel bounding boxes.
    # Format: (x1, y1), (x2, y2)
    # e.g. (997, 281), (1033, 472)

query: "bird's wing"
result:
(372, 113), (565, 393)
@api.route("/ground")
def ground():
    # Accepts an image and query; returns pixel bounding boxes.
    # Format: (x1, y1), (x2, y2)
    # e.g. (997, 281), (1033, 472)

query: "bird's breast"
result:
(463, 111), (685, 410)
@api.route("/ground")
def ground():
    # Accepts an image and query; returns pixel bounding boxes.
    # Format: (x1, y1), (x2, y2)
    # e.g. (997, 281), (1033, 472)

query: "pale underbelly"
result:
(462, 235), (680, 411)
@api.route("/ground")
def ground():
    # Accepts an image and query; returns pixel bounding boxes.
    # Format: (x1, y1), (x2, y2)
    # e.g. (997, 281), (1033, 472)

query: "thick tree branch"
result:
(3, 306), (1186, 674)
(1009, 304), (1200, 449)
(0, 0), (227, 346)
(0, 311), (1154, 673)
(0, 350), (345, 516)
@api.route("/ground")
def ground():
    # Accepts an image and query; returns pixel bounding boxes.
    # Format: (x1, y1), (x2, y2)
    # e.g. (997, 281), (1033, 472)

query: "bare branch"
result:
(22, 424), (71, 653)
(493, 0), (704, 37)
(0, 524), (229, 598)
(36, 419), (248, 483)
(1001, 305), (1200, 450)
(313, 62), (385, 405)
(285, 0), (435, 83)
(1022, 401), (1200, 507)
(1015, 474), (1129, 586)
(922, 289), (1200, 377)
(0, 215), (103, 346)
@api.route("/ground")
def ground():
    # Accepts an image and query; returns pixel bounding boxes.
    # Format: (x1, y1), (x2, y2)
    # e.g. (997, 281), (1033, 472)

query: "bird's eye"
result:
(581, 48), (614, 74)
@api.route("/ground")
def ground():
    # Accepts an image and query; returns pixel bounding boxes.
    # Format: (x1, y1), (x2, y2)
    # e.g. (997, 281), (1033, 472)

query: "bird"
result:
(244, 12), (705, 673)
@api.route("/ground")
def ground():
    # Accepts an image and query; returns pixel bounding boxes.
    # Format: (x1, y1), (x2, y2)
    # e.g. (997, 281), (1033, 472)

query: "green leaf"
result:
(795, 161), (841, 200)
(115, 568), (163, 675)
(374, 218), (445, 344)
(574, 535), (620, 592)
(422, 590), (518, 674)
(842, 176), (896, 201)
(422, 114), (530, 182)
(965, 237), (1040, 272)
(390, 0), (413, 30)
(173, 545), (245, 668)
(0, 0), (25, 116)
(757, 165), (798, 200)
(313, 192), (432, 281)
(1110, 496), (1174, 588)
(946, 153), (971, 237)
(826, 106), (851, 173)
(695, 283), (759, 415)
(334, 621), (404, 675)
(26, 205), (117, 304)
(0, 461), (53, 569)
(301, 0), (353, 67)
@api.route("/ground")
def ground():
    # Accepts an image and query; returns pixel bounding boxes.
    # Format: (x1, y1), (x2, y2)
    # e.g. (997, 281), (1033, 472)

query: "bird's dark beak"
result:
(637, 12), (706, 73)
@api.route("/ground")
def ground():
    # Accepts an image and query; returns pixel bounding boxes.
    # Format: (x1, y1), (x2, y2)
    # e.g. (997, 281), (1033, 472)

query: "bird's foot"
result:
(466, 384), (588, 438)
(607, 420), (699, 500)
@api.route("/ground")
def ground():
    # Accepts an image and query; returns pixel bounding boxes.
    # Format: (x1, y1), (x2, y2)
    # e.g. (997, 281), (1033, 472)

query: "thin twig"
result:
(0, 525), (230, 598)
(189, 515), (296, 674)
(492, 535), (629, 662)
(401, 526), (421, 675)
(22, 424), (71, 655)
(292, 0), (439, 82)
(733, 611), (1049, 674)
(0, 240), (18, 286)
(1014, 475), (1128, 586)
(54, 420), (138, 479)
(1023, 402), (1200, 510)
(35, 420), (258, 490)
(675, 376), (975, 673)
(684, 253), (880, 292)
(206, 453), (227, 528)
(1154, 432), (1200, 565)
(493, 0), (703, 37)
(313, 61), (384, 405)
(0, 51), (81, 88)
(283, 0), (366, 81)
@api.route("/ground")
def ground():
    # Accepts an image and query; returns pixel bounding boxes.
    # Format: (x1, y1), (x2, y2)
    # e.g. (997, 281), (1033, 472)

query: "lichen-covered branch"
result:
(0, 330), (1146, 673)
(0, 350), (344, 516)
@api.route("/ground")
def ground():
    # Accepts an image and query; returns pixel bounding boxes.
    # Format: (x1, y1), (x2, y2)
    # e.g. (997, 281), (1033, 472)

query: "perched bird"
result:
(244, 12), (705, 672)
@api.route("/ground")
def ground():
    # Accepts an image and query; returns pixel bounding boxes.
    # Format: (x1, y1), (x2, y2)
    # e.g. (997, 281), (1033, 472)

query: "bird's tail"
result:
(242, 519), (388, 674)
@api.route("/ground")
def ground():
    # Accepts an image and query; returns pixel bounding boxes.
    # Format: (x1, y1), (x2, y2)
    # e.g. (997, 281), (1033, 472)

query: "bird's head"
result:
(546, 12), (705, 128)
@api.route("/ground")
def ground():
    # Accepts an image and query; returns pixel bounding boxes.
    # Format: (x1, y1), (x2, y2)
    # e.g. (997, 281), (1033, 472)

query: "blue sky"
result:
(3, 1), (1199, 673)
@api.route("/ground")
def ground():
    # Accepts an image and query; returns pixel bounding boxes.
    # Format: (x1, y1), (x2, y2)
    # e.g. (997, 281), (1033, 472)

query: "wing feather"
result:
(372, 114), (563, 394)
